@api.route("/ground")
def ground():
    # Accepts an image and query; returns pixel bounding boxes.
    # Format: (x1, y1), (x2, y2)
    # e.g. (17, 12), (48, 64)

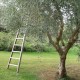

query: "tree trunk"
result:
(58, 55), (67, 78)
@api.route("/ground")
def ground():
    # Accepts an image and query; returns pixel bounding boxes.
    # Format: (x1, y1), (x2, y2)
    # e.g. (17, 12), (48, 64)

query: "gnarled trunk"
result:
(58, 55), (67, 78)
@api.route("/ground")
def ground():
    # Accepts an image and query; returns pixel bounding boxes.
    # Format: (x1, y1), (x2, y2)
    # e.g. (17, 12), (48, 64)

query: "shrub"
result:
(0, 32), (14, 51)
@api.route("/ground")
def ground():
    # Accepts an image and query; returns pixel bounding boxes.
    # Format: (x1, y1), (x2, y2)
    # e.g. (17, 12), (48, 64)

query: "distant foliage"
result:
(0, 32), (55, 52)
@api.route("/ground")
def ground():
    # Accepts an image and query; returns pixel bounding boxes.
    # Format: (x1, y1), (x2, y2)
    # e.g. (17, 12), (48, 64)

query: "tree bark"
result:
(58, 55), (67, 78)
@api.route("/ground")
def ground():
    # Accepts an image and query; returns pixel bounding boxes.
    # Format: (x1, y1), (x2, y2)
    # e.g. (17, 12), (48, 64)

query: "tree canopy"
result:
(0, 0), (80, 39)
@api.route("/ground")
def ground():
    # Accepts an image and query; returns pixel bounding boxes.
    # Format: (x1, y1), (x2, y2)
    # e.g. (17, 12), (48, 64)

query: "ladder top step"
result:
(16, 38), (24, 40)
(9, 64), (18, 67)
(14, 44), (22, 46)
(10, 57), (20, 60)
(12, 51), (21, 53)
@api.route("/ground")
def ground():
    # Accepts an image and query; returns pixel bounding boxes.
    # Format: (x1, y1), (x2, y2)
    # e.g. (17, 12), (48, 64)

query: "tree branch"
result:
(47, 31), (63, 55)
(53, 0), (64, 45)
(66, 27), (80, 53)
(65, 8), (80, 53)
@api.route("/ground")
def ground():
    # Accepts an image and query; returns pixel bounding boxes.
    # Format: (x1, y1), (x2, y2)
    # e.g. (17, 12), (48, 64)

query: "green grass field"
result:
(0, 48), (80, 80)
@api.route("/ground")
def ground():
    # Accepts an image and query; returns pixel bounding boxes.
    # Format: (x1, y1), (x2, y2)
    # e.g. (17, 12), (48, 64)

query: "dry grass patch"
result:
(39, 64), (80, 80)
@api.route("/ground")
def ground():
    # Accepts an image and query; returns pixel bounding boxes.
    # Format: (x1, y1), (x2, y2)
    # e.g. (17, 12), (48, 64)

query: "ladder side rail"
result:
(17, 33), (26, 72)
(7, 30), (19, 69)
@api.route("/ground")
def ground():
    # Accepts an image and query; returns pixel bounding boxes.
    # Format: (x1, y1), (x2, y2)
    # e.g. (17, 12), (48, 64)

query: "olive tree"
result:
(40, 0), (80, 78)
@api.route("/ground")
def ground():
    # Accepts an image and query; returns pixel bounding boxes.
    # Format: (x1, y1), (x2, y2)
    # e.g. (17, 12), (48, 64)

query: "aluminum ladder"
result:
(7, 29), (26, 72)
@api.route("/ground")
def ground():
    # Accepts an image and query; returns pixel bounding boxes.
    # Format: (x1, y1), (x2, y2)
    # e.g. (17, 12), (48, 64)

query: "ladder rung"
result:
(12, 51), (21, 53)
(10, 57), (20, 60)
(16, 38), (24, 40)
(14, 44), (22, 46)
(9, 64), (18, 67)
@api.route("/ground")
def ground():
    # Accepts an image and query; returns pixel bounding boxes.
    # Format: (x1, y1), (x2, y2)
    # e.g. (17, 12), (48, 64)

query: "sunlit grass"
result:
(0, 49), (79, 80)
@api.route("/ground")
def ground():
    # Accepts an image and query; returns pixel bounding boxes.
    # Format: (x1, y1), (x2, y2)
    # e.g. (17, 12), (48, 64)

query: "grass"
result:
(0, 48), (80, 80)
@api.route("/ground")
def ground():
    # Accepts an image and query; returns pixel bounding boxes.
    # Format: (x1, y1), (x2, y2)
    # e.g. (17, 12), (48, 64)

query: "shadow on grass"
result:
(57, 76), (76, 80)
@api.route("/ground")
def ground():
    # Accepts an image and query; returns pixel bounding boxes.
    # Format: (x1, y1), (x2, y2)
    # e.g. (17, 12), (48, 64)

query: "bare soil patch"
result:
(39, 65), (80, 80)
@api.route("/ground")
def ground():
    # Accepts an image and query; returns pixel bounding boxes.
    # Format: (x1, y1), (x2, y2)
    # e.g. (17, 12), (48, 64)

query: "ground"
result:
(0, 49), (80, 80)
